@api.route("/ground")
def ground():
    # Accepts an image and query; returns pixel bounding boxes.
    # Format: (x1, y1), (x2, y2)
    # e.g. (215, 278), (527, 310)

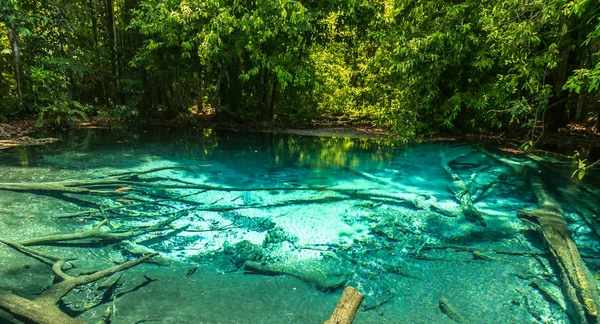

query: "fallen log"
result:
(324, 286), (364, 324)
(486, 150), (600, 323)
(518, 172), (600, 324)
(54, 190), (206, 219)
(0, 292), (81, 324)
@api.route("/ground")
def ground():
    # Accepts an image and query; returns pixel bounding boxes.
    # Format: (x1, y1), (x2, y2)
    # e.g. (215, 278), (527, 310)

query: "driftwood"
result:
(0, 209), (176, 323)
(418, 244), (545, 257)
(518, 172), (600, 324)
(19, 211), (187, 246)
(0, 239), (157, 324)
(324, 286), (364, 324)
(0, 124), (58, 150)
(0, 176), (375, 196)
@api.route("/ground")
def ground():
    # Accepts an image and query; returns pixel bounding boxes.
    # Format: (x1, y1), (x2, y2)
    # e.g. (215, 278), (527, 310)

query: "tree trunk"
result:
(64, 15), (76, 100)
(518, 172), (600, 323)
(6, 26), (23, 104)
(267, 80), (277, 121)
(546, 50), (571, 132)
(164, 80), (176, 118)
(229, 56), (242, 112)
(89, 0), (107, 103)
(197, 64), (204, 110)
(105, 0), (119, 102)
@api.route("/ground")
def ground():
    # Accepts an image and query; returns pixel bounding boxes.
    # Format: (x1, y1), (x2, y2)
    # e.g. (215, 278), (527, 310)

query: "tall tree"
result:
(6, 26), (22, 103)
(1, 0), (24, 104)
(105, 0), (119, 99)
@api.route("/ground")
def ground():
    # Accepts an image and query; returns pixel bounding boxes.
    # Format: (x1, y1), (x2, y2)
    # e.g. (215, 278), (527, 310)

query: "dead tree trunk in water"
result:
(518, 172), (600, 324)
(485, 151), (600, 323)
(439, 151), (486, 227)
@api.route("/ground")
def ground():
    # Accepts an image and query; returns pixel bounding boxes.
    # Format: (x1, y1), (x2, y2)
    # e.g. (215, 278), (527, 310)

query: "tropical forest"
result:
(1, 0), (600, 323)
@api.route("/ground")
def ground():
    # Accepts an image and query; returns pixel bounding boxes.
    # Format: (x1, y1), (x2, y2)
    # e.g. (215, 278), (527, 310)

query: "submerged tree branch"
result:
(0, 237), (157, 323)
(439, 151), (486, 227)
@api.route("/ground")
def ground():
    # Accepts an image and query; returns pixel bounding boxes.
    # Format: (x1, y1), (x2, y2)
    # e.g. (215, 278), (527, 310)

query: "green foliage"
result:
(98, 104), (139, 122)
(570, 151), (599, 180)
(36, 100), (90, 128)
(0, 0), (599, 140)
(563, 0), (600, 95)
(130, 0), (313, 119)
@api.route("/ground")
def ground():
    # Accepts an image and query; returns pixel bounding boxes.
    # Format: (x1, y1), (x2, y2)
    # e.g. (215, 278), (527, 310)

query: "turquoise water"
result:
(0, 128), (599, 323)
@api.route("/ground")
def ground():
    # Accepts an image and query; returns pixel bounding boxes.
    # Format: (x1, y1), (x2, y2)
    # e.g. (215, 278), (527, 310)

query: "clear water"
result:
(0, 128), (599, 323)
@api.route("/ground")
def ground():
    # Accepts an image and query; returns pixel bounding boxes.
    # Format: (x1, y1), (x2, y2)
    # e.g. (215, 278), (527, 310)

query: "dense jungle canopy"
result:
(1, 0), (600, 139)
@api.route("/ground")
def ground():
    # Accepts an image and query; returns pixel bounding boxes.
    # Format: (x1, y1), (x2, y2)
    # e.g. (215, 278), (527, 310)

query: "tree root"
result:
(0, 238), (157, 324)
(0, 123), (17, 138)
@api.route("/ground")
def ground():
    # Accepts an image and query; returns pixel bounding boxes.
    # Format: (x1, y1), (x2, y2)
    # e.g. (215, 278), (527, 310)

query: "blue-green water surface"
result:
(0, 128), (599, 323)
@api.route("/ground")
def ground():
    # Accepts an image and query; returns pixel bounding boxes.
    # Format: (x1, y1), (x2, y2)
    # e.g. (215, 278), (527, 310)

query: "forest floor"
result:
(0, 121), (57, 150)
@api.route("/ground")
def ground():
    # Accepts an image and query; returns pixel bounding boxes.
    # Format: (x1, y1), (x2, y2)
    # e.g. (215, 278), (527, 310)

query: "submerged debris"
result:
(224, 240), (265, 268)
(439, 297), (465, 322)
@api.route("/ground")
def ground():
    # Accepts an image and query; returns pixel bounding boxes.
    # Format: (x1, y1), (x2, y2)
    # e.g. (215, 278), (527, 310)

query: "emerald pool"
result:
(0, 128), (599, 323)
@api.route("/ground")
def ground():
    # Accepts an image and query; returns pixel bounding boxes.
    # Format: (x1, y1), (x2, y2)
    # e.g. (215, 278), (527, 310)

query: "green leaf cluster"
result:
(0, 0), (599, 137)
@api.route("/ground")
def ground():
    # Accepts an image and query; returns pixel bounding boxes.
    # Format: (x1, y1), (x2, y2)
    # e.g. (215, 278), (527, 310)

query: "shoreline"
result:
(1, 118), (599, 161)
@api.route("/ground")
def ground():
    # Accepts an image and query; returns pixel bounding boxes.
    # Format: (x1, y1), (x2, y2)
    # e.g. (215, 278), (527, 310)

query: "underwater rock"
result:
(262, 227), (298, 247)
(370, 216), (420, 241)
(220, 211), (275, 232)
(61, 282), (106, 312)
(244, 260), (348, 292)
(223, 240), (264, 268)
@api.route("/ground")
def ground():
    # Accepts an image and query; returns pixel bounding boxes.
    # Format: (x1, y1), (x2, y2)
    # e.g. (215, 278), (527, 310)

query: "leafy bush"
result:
(98, 104), (139, 122)
(36, 100), (90, 128)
